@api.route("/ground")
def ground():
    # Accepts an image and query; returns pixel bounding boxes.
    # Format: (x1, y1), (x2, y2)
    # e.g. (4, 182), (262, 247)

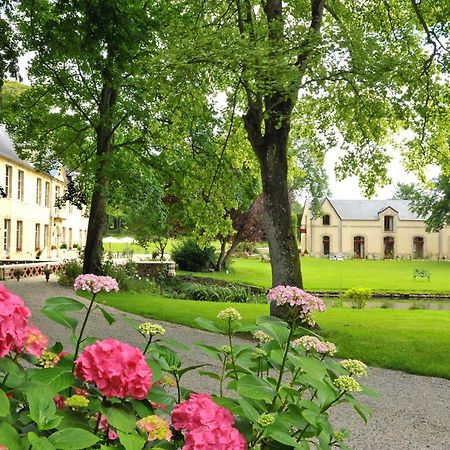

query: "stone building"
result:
(301, 198), (450, 260)
(0, 128), (88, 260)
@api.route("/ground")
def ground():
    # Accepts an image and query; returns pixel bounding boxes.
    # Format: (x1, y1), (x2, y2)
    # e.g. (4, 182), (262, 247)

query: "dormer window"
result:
(384, 215), (393, 231)
(323, 214), (330, 226)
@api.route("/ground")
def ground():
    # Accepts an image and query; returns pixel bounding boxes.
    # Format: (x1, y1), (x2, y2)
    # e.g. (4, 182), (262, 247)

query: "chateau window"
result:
(17, 170), (24, 201)
(44, 224), (49, 248)
(36, 178), (42, 204)
(384, 215), (393, 232)
(35, 223), (41, 250)
(383, 236), (394, 258)
(322, 214), (330, 225)
(354, 236), (365, 258)
(322, 236), (330, 255)
(413, 236), (424, 259)
(5, 165), (12, 198)
(45, 182), (50, 207)
(16, 221), (23, 251)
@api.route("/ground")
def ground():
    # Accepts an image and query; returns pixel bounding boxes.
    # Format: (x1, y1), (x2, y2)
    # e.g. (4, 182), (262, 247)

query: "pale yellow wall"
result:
(305, 200), (450, 260)
(0, 158), (88, 260)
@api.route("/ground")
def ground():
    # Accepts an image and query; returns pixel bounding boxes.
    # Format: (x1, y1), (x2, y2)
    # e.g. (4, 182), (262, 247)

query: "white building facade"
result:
(301, 198), (450, 260)
(0, 129), (88, 260)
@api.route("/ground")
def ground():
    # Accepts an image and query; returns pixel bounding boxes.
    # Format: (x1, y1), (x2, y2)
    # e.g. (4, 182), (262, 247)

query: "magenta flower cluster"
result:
(0, 284), (47, 358)
(267, 285), (326, 313)
(75, 338), (152, 400)
(171, 393), (246, 450)
(74, 274), (119, 294)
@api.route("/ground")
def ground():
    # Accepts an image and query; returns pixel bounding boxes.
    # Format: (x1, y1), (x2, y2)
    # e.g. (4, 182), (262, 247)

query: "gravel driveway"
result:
(3, 277), (450, 450)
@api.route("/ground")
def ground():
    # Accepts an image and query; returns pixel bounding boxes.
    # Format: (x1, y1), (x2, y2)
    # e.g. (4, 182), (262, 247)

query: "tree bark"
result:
(83, 84), (117, 274)
(215, 238), (228, 271)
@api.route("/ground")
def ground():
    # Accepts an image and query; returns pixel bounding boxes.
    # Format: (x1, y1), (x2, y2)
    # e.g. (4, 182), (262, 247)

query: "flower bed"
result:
(0, 279), (374, 449)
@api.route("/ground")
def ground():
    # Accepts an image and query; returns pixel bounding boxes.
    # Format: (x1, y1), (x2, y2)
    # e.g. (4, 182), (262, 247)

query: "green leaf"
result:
(237, 398), (260, 422)
(0, 357), (20, 374)
(195, 317), (223, 333)
(302, 409), (318, 426)
(41, 309), (78, 334)
(0, 389), (10, 417)
(147, 358), (162, 383)
(43, 297), (85, 312)
(28, 432), (57, 450)
(178, 364), (207, 378)
(27, 386), (59, 431)
(237, 374), (275, 401)
(99, 307), (115, 325)
(147, 385), (173, 404)
(288, 354), (327, 379)
(154, 344), (181, 369)
(30, 367), (75, 393)
(199, 370), (221, 381)
(102, 406), (136, 433)
(265, 427), (299, 447)
(118, 431), (146, 450)
(0, 422), (21, 450)
(56, 410), (92, 431)
(195, 343), (222, 359)
(48, 428), (100, 449)
(256, 321), (290, 348)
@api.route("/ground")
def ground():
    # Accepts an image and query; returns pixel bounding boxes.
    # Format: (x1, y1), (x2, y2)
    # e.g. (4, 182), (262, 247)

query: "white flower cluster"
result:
(138, 322), (166, 337)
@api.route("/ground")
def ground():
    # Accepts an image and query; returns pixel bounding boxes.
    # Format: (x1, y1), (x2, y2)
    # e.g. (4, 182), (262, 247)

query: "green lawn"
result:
(92, 291), (450, 379)
(181, 258), (450, 293)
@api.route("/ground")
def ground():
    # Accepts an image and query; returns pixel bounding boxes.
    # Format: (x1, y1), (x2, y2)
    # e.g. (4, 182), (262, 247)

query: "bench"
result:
(413, 268), (431, 281)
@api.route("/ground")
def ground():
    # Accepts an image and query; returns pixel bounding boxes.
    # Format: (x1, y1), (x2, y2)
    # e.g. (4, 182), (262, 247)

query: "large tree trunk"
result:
(83, 84), (117, 274)
(258, 137), (302, 317)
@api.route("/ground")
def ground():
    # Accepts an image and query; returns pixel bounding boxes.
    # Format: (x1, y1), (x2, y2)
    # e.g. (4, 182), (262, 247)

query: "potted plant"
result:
(13, 268), (23, 282)
(43, 267), (52, 282)
(35, 249), (42, 259)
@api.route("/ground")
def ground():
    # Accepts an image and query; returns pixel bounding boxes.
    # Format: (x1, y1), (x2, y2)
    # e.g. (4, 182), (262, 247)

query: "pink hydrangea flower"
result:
(0, 284), (31, 357)
(54, 395), (66, 409)
(24, 325), (48, 358)
(267, 286), (325, 313)
(75, 338), (152, 400)
(171, 393), (234, 432)
(96, 413), (118, 440)
(74, 274), (119, 294)
(184, 423), (247, 450)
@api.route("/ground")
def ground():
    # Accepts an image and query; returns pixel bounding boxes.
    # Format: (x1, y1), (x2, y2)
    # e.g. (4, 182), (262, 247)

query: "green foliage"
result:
(168, 281), (258, 303)
(57, 260), (83, 287)
(342, 288), (373, 309)
(396, 175), (450, 232)
(172, 239), (216, 272)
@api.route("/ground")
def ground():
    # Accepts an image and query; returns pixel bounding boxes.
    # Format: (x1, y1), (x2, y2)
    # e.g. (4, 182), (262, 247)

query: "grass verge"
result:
(91, 291), (450, 379)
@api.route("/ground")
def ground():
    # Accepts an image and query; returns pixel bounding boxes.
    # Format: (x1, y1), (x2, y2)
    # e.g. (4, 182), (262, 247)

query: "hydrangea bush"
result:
(0, 280), (375, 449)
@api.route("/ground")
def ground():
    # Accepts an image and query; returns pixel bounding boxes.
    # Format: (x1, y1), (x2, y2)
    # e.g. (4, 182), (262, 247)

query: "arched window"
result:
(322, 214), (330, 225)
(354, 236), (365, 258)
(383, 236), (394, 258)
(413, 236), (424, 259)
(322, 236), (330, 255)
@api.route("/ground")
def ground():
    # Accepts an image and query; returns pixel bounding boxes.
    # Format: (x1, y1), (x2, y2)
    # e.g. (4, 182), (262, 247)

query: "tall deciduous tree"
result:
(7, 0), (174, 273)
(175, 0), (449, 316)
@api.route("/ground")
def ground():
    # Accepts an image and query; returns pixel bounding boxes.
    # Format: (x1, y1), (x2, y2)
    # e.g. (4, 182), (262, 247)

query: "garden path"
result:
(3, 277), (450, 450)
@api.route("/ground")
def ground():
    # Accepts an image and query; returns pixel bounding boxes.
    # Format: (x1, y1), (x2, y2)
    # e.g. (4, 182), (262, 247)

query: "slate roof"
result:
(325, 198), (424, 221)
(0, 126), (34, 170)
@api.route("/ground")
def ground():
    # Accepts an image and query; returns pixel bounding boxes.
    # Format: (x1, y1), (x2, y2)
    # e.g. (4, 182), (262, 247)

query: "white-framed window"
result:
(5, 165), (12, 198)
(36, 178), (42, 204)
(35, 223), (41, 250)
(45, 181), (50, 207)
(44, 224), (49, 248)
(17, 170), (24, 200)
(16, 221), (23, 251)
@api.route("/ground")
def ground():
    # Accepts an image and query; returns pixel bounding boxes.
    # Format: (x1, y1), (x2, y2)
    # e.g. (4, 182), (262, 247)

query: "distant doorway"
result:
(383, 236), (394, 258)
(413, 237), (424, 259)
(354, 236), (365, 258)
(322, 236), (330, 256)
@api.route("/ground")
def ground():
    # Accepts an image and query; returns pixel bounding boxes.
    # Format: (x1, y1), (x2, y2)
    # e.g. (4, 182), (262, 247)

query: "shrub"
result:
(0, 282), (373, 449)
(342, 287), (372, 309)
(172, 238), (215, 272)
(58, 259), (83, 286)
(235, 242), (258, 256)
(176, 282), (252, 303)
(103, 260), (157, 293)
